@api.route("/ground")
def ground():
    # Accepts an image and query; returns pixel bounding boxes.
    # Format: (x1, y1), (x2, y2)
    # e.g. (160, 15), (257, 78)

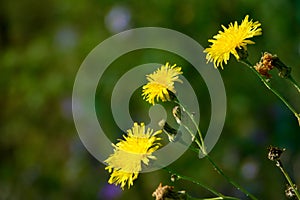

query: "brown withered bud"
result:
(152, 183), (187, 200)
(254, 52), (275, 78)
(285, 184), (298, 199)
(254, 62), (272, 78)
(267, 146), (286, 161)
(261, 52), (274, 70)
(255, 52), (291, 78)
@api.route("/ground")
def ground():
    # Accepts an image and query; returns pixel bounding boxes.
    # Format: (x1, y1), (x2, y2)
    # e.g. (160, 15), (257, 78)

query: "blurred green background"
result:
(1, 0), (300, 199)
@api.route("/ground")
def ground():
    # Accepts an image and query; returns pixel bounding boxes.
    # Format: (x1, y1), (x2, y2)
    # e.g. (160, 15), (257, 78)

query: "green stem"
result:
(206, 155), (258, 200)
(163, 168), (239, 200)
(287, 75), (300, 94)
(175, 101), (207, 155)
(163, 167), (224, 197)
(187, 146), (256, 199)
(198, 198), (240, 200)
(176, 102), (257, 200)
(240, 59), (300, 126)
(188, 196), (240, 200)
(181, 122), (203, 150)
(183, 128), (256, 199)
(276, 161), (300, 199)
(186, 146), (256, 199)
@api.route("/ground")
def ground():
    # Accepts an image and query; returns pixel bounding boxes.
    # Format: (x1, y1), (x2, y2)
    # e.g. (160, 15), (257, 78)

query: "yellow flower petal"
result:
(142, 62), (183, 105)
(204, 15), (262, 69)
(104, 123), (162, 189)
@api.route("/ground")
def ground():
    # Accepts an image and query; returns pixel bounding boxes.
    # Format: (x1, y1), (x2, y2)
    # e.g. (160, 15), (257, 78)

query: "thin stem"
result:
(188, 111), (206, 153)
(240, 59), (300, 126)
(164, 168), (241, 200)
(206, 155), (258, 200)
(187, 146), (256, 199)
(276, 160), (300, 199)
(183, 127), (257, 199)
(187, 146), (255, 199)
(188, 196), (240, 200)
(175, 101), (207, 155)
(287, 75), (300, 93)
(175, 104), (256, 199)
(198, 198), (240, 200)
(181, 122), (203, 150)
(163, 167), (226, 197)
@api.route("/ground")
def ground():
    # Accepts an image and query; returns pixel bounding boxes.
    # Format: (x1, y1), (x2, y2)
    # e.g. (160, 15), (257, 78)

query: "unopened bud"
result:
(172, 106), (181, 124)
(158, 119), (179, 142)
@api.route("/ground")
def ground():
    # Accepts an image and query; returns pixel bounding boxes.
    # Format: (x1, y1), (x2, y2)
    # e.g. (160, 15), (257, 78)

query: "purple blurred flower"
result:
(99, 183), (122, 200)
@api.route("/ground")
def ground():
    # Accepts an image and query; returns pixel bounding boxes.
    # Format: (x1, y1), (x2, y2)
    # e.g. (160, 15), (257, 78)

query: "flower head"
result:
(142, 62), (183, 105)
(255, 52), (292, 78)
(152, 183), (187, 200)
(204, 15), (262, 69)
(285, 184), (298, 199)
(105, 122), (162, 189)
(267, 146), (285, 161)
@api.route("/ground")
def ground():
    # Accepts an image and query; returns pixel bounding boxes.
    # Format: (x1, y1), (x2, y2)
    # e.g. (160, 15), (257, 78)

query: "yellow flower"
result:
(142, 62), (183, 105)
(204, 15), (262, 69)
(105, 122), (162, 189)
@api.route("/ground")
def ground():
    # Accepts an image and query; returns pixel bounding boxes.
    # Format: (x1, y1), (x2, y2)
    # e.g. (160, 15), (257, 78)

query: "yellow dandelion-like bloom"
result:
(204, 15), (262, 69)
(105, 122), (162, 189)
(142, 62), (183, 105)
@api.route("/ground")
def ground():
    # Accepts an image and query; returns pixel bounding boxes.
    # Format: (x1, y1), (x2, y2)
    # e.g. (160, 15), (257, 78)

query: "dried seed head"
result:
(255, 52), (291, 78)
(254, 62), (272, 78)
(261, 52), (274, 70)
(254, 52), (275, 78)
(267, 146), (285, 161)
(152, 183), (187, 200)
(285, 184), (298, 199)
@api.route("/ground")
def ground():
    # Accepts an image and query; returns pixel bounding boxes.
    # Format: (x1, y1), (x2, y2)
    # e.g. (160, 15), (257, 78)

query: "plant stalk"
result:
(276, 160), (300, 199)
(240, 59), (300, 126)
